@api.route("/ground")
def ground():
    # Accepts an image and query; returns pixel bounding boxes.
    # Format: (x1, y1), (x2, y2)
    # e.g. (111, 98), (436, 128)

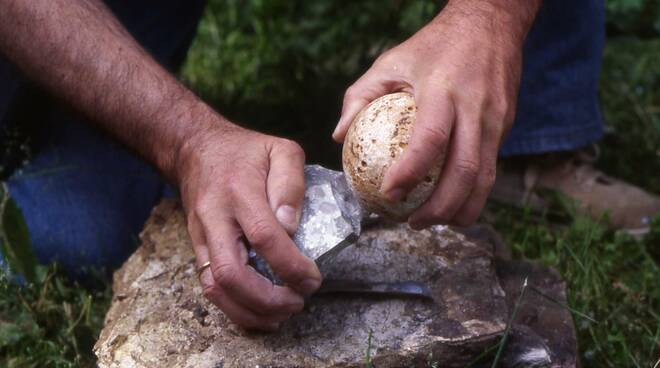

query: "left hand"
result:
(333, 2), (533, 228)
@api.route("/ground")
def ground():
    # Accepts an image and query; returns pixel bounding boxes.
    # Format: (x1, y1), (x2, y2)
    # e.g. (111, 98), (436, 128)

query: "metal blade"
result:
(316, 279), (434, 300)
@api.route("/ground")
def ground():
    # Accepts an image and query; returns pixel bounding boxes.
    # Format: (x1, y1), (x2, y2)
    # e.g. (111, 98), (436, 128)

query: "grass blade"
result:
(491, 277), (529, 368)
(528, 285), (598, 323)
(364, 329), (373, 368)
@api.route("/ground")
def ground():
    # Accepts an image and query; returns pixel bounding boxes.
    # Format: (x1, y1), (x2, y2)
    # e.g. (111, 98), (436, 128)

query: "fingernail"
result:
(384, 187), (406, 201)
(298, 278), (321, 295)
(276, 205), (297, 232)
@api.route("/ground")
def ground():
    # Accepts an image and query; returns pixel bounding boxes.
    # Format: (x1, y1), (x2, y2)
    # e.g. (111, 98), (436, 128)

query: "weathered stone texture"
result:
(95, 200), (576, 368)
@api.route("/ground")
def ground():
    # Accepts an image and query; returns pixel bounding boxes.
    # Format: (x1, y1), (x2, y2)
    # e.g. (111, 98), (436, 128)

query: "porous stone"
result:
(342, 92), (442, 220)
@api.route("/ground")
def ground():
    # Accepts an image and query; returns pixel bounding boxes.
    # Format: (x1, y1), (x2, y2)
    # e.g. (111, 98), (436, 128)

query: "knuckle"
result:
(275, 259), (305, 283)
(398, 162), (428, 184)
(202, 283), (220, 301)
(482, 167), (497, 190)
(373, 50), (395, 67)
(455, 159), (480, 184)
(259, 289), (283, 313)
(279, 139), (305, 161)
(193, 197), (214, 219)
(343, 85), (360, 104)
(470, 89), (489, 105)
(490, 98), (512, 122)
(374, 47), (406, 69)
(244, 218), (277, 252)
(425, 74), (449, 93)
(485, 120), (506, 141)
(418, 124), (450, 148)
(224, 174), (242, 195)
(212, 262), (240, 291)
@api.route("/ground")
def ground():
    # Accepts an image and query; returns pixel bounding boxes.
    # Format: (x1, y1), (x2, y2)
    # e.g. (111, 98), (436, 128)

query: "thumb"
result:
(267, 139), (306, 235)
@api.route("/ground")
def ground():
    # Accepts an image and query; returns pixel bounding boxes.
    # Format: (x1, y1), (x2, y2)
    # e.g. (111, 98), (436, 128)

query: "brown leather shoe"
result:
(490, 146), (660, 236)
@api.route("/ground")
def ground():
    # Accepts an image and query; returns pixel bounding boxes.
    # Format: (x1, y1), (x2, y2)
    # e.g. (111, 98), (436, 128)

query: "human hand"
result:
(333, 2), (539, 228)
(175, 121), (322, 330)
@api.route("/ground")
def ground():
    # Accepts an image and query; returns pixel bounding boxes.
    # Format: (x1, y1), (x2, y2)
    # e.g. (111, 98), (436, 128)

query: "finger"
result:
(187, 215), (290, 330)
(332, 69), (404, 142)
(267, 140), (306, 235)
(199, 266), (292, 331)
(233, 175), (322, 295)
(409, 107), (481, 229)
(201, 211), (306, 316)
(380, 91), (455, 201)
(451, 125), (500, 226)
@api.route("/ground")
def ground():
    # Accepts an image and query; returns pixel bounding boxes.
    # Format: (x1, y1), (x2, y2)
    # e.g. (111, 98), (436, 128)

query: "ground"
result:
(0, 1), (659, 367)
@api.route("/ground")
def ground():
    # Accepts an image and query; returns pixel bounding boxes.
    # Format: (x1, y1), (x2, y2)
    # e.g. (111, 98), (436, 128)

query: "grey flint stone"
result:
(249, 165), (362, 283)
(94, 200), (577, 367)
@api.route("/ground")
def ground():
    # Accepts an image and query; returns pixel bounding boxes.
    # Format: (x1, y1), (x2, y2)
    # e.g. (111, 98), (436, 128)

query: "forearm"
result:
(0, 0), (225, 180)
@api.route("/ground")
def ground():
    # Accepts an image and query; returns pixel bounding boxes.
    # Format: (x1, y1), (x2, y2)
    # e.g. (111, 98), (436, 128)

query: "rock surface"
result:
(94, 200), (577, 367)
(495, 261), (578, 367)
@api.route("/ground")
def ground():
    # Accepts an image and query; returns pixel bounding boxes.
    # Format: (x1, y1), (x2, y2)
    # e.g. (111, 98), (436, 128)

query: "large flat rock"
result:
(94, 200), (510, 367)
(95, 200), (578, 367)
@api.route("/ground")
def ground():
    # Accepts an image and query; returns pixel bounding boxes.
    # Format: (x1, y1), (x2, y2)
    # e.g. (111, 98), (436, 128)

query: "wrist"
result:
(440, 0), (542, 48)
(167, 100), (240, 184)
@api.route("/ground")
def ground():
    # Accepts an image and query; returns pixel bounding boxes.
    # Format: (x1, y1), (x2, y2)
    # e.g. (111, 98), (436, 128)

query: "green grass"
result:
(0, 265), (110, 368)
(475, 38), (660, 365)
(0, 186), (111, 368)
(1, 3), (660, 368)
(488, 206), (659, 366)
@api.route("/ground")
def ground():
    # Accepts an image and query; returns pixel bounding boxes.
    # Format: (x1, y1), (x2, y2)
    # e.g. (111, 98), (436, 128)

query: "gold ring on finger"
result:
(196, 261), (211, 278)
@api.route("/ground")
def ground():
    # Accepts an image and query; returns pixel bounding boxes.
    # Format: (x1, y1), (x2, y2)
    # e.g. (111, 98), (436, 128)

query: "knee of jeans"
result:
(5, 171), (165, 279)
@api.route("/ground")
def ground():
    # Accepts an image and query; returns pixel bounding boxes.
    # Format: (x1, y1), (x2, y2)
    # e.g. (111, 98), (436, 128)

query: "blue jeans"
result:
(500, 0), (606, 156)
(0, 0), (605, 277)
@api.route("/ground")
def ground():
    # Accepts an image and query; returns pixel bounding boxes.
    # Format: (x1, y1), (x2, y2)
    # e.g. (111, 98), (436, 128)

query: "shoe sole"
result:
(487, 200), (652, 240)
(617, 227), (650, 240)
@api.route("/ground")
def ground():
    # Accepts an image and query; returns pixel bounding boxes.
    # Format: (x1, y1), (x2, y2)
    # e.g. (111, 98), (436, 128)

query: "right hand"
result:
(175, 121), (322, 330)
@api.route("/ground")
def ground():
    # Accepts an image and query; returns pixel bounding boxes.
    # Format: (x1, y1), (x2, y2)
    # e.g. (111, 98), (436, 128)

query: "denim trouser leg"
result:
(1, 0), (206, 277)
(499, 0), (606, 156)
(6, 116), (169, 275)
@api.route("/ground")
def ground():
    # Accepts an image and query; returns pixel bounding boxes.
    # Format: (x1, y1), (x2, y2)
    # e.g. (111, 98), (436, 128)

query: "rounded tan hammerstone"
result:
(342, 92), (442, 220)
